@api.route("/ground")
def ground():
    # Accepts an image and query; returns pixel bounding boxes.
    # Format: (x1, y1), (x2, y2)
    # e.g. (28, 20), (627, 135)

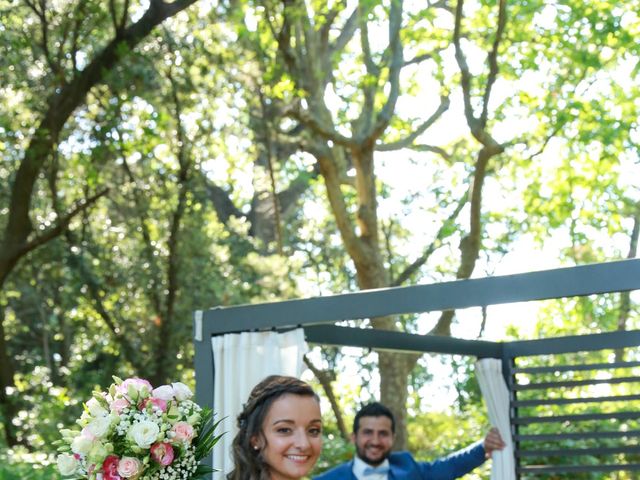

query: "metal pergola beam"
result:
(195, 259), (640, 337)
(194, 260), (640, 409)
(304, 325), (503, 358)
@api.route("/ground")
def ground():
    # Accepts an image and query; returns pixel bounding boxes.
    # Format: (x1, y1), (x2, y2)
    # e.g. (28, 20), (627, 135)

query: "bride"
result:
(227, 375), (322, 480)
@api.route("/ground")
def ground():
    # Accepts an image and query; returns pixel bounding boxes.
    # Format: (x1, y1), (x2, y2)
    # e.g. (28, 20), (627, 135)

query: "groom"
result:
(314, 402), (506, 480)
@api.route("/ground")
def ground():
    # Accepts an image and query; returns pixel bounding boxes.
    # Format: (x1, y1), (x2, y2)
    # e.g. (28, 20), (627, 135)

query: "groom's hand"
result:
(483, 427), (506, 458)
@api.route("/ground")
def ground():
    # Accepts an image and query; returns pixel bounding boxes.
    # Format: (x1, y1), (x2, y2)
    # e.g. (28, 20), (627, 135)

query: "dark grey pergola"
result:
(194, 259), (640, 477)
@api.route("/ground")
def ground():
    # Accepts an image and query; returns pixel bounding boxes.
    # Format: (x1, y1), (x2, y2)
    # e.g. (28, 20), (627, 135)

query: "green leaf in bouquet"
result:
(193, 464), (216, 479)
(194, 409), (225, 462)
(92, 392), (110, 408)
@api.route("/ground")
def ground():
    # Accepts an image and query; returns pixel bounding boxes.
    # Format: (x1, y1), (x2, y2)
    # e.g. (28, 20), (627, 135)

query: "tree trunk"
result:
(379, 351), (417, 450)
(0, 305), (18, 446)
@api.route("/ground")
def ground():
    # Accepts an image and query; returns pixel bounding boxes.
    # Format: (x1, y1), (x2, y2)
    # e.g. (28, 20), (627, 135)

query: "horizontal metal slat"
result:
(517, 463), (640, 474)
(513, 375), (640, 390)
(517, 445), (640, 457)
(515, 430), (640, 442)
(512, 360), (640, 375)
(512, 394), (640, 407)
(514, 411), (640, 425)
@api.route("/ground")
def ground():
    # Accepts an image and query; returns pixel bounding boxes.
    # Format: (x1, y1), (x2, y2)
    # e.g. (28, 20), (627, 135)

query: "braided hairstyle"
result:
(226, 375), (319, 480)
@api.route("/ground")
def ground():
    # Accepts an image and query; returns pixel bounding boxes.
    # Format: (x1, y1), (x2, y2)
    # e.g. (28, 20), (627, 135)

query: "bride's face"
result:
(256, 393), (322, 480)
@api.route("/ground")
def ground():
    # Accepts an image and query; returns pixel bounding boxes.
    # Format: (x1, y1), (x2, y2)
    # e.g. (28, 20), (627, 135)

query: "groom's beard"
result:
(356, 444), (391, 466)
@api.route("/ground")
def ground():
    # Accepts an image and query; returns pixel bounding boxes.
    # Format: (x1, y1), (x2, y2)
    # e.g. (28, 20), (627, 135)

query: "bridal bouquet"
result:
(55, 377), (222, 480)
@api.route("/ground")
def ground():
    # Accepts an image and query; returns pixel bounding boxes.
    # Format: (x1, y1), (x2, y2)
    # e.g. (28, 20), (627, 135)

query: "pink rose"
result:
(140, 397), (167, 413)
(150, 442), (174, 466)
(109, 398), (130, 414)
(171, 421), (195, 443)
(102, 455), (122, 480)
(117, 456), (142, 478)
(117, 378), (153, 397)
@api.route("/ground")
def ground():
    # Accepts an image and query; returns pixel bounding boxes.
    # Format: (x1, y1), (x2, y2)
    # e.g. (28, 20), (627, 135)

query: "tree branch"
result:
(154, 60), (191, 383)
(304, 355), (349, 440)
(391, 190), (468, 286)
(17, 188), (109, 258)
(453, 0), (477, 131)
(479, 0), (507, 128)
(371, 0), (404, 143)
(1, 0), (198, 289)
(330, 6), (358, 56)
(358, 7), (377, 137)
(376, 95), (450, 151)
(290, 106), (356, 148)
(403, 52), (433, 67)
(25, 0), (62, 79)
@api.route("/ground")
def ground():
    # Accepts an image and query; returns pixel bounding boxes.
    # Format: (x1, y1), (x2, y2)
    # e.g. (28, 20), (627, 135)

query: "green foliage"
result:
(0, 448), (61, 480)
(313, 431), (354, 475)
(1, 0), (639, 476)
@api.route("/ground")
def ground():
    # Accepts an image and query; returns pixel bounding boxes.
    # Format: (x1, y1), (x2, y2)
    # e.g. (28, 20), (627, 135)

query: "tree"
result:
(227, 0), (640, 448)
(0, 0), (198, 447)
(225, 0), (508, 447)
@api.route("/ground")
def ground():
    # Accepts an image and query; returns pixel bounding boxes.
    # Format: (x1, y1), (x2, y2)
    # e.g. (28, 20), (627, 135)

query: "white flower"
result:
(152, 385), (175, 401)
(86, 397), (109, 418)
(57, 453), (79, 476)
(128, 420), (160, 449)
(171, 382), (193, 401)
(71, 434), (93, 456)
(87, 441), (110, 465)
(87, 415), (112, 438)
(187, 413), (201, 426)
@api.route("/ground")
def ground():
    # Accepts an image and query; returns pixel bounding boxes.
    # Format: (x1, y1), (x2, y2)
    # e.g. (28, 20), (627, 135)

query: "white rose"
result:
(86, 398), (108, 418)
(152, 385), (175, 401)
(128, 420), (160, 449)
(57, 453), (79, 476)
(71, 434), (93, 456)
(171, 382), (193, 401)
(87, 416), (112, 439)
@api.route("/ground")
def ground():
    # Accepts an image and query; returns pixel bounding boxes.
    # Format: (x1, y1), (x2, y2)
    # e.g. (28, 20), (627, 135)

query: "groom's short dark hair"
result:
(353, 402), (395, 434)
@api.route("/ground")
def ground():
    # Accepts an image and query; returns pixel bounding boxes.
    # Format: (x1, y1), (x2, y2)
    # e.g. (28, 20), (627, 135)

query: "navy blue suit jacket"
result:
(313, 442), (486, 480)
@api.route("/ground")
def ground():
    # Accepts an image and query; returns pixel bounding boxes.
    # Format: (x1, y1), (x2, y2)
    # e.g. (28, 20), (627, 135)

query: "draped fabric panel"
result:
(475, 358), (516, 480)
(211, 329), (308, 478)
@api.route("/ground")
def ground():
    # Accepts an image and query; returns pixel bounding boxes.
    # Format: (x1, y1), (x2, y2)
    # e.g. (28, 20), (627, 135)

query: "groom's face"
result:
(352, 416), (394, 466)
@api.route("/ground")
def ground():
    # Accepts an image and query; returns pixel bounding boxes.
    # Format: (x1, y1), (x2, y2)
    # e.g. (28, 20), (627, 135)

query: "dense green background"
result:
(1, 0), (639, 478)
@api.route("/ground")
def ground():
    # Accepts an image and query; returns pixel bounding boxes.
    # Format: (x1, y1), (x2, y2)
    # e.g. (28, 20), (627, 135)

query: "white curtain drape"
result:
(211, 329), (309, 478)
(475, 358), (516, 480)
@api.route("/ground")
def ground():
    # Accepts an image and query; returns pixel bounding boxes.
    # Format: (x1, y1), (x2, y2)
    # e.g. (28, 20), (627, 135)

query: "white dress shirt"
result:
(353, 456), (391, 480)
